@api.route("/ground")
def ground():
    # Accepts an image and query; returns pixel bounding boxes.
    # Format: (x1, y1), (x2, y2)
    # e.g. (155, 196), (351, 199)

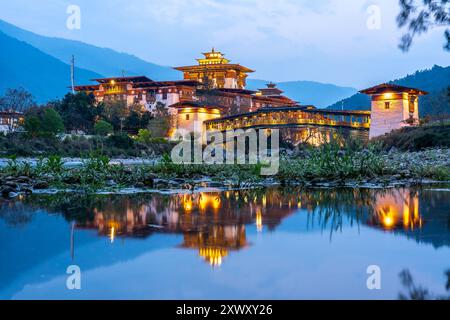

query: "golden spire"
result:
(197, 48), (230, 65)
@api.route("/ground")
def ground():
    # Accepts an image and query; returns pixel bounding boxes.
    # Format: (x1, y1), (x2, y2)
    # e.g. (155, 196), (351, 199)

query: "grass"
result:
(1, 140), (448, 193)
(278, 142), (392, 183)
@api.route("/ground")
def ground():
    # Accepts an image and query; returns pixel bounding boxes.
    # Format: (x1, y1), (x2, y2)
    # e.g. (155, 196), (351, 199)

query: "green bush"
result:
(136, 129), (152, 144)
(106, 133), (134, 149)
(94, 120), (113, 136)
(23, 107), (64, 138)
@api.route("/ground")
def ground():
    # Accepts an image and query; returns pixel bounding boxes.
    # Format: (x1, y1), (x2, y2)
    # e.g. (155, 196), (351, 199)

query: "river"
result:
(0, 186), (449, 300)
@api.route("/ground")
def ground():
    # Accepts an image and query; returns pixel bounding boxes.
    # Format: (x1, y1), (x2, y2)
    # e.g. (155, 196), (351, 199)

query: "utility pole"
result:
(71, 55), (75, 94)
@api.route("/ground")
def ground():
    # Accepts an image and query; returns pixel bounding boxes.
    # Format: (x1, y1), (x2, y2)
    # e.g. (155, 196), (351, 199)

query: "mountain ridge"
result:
(0, 31), (102, 103)
(246, 79), (357, 108)
(0, 19), (359, 108)
(0, 19), (180, 81)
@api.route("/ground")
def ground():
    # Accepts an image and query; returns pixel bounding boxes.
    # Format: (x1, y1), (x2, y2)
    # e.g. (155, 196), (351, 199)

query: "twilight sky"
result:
(0, 0), (448, 88)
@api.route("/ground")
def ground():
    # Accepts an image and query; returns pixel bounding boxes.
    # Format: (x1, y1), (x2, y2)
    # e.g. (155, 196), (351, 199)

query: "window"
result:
(162, 90), (168, 100)
(409, 95), (417, 114)
(186, 114), (190, 121)
(385, 102), (390, 110)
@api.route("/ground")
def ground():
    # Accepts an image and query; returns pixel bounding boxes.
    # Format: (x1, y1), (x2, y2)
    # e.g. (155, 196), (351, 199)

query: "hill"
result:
(0, 31), (102, 103)
(247, 79), (357, 108)
(0, 19), (180, 81)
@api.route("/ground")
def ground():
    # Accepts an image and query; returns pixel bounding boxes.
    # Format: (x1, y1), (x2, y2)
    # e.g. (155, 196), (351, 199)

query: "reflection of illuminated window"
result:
(256, 210), (263, 232)
(199, 248), (228, 267)
(380, 206), (395, 229)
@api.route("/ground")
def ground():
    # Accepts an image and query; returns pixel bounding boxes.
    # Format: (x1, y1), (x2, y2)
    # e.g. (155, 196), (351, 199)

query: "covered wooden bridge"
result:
(204, 106), (371, 132)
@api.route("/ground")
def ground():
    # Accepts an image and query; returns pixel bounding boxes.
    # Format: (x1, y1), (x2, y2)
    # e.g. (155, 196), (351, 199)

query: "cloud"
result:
(0, 0), (448, 87)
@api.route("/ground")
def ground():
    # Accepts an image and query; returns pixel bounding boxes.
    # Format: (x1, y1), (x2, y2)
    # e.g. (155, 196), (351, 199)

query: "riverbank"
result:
(0, 147), (448, 198)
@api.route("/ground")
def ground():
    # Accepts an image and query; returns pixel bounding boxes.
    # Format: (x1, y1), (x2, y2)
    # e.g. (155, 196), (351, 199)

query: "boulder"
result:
(135, 182), (145, 188)
(16, 176), (31, 183)
(1, 186), (15, 198)
(4, 181), (19, 190)
(33, 181), (49, 189)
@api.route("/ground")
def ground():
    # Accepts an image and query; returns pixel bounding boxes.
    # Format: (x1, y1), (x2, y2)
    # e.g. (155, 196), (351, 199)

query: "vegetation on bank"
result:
(374, 124), (450, 151)
(1, 89), (173, 157)
(1, 88), (449, 195)
(0, 133), (174, 158)
(0, 142), (448, 196)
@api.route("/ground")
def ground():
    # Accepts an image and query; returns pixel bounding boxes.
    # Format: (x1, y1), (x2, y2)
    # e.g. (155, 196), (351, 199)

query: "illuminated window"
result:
(385, 102), (390, 109)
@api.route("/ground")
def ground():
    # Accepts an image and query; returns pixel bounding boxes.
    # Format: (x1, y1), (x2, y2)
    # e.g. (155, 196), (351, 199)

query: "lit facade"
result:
(73, 51), (427, 140)
(74, 50), (297, 136)
(175, 48), (254, 90)
(360, 83), (428, 139)
(0, 110), (24, 134)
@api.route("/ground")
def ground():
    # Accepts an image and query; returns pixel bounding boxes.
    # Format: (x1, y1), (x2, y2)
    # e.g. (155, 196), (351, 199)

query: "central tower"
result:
(174, 48), (254, 89)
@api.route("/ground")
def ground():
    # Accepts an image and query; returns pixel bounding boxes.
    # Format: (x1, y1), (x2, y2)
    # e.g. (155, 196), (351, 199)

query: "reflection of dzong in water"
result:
(73, 190), (299, 266)
(8, 186), (448, 266)
(181, 225), (248, 267)
(150, 190), (298, 266)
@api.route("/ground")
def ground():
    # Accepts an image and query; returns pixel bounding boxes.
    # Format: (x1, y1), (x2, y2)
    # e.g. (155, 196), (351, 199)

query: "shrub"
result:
(136, 129), (152, 144)
(106, 133), (134, 149)
(41, 108), (65, 137)
(23, 107), (64, 138)
(94, 120), (113, 136)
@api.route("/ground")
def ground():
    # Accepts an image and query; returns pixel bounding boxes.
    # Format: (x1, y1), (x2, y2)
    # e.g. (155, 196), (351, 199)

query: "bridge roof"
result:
(205, 105), (371, 124)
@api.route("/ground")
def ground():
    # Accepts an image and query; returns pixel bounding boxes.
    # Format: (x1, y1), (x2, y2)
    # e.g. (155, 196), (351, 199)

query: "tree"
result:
(23, 115), (41, 138)
(137, 129), (152, 144)
(41, 108), (65, 137)
(23, 107), (64, 138)
(53, 92), (102, 134)
(0, 88), (36, 112)
(101, 100), (129, 132)
(94, 120), (114, 136)
(124, 103), (152, 134)
(397, 0), (450, 51)
(147, 103), (173, 137)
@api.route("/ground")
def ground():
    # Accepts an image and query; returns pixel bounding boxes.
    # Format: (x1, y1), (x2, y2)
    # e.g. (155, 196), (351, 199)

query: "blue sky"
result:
(0, 0), (448, 88)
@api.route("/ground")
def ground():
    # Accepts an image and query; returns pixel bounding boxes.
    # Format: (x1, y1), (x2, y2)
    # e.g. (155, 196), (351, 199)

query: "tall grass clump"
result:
(278, 140), (390, 183)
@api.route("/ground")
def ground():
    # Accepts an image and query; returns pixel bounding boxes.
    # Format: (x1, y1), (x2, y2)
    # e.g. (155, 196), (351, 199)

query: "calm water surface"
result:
(0, 187), (449, 300)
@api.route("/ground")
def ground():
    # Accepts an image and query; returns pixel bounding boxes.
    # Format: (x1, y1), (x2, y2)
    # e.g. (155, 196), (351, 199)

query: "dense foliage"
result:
(23, 107), (65, 138)
(374, 124), (450, 151)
